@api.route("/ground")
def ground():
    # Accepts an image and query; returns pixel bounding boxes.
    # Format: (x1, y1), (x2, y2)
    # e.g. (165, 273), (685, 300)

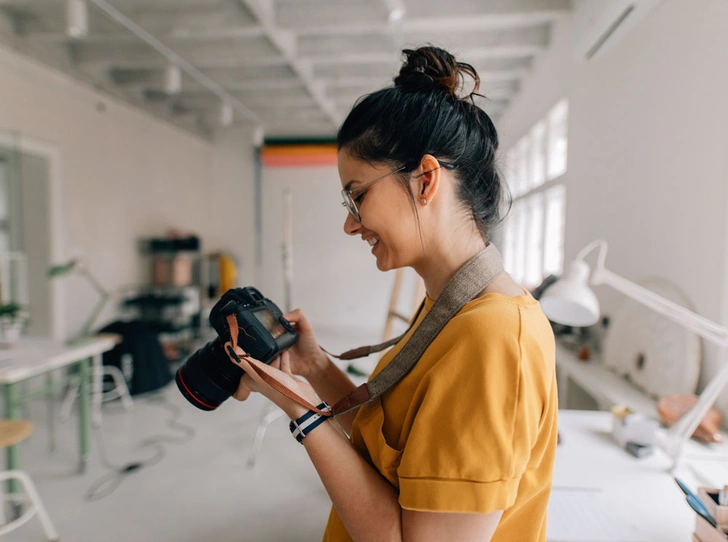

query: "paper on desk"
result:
(547, 487), (647, 542)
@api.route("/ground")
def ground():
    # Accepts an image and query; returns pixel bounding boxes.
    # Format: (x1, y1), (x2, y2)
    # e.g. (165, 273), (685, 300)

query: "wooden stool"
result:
(0, 420), (59, 541)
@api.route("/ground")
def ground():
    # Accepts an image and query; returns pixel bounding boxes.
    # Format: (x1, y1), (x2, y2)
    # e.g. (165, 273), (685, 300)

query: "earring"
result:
(420, 198), (427, 205)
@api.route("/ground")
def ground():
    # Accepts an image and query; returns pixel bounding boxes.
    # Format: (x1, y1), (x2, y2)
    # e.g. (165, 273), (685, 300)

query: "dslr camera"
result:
(176, 287), (298, 411)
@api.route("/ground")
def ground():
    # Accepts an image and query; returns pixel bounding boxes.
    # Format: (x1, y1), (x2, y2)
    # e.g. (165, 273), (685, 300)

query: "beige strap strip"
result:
(321, 301), (425, 361)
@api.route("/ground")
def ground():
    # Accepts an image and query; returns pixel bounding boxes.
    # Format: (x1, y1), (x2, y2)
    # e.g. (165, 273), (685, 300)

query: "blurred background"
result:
(1, 0), (727, 540)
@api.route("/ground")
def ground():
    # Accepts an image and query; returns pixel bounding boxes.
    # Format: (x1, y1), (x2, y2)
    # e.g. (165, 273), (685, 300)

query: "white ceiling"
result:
(0, 0), (573, 139)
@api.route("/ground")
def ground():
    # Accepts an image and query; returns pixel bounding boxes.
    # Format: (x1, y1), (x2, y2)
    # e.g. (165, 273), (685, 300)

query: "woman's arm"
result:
(303, 419), (502, 542)
(233, 353), (502, 542)
(282, 309), (361, 433)
(305, 357), (360, 434)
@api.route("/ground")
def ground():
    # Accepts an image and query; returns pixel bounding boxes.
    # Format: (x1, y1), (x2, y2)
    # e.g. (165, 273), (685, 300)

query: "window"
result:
(543, 184), (566, 276)
(525, 193), (544, 286)
(502, 100), (568, 288)
(547, 99), (568, 180)
(529, 121), (546, 189)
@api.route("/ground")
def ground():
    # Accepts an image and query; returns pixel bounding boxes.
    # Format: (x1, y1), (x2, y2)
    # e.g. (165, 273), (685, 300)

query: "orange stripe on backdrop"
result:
(261, 144), (338, 167)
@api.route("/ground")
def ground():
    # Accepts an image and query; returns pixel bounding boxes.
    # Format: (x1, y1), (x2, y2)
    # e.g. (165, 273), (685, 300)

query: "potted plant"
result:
(0, 302), (28, 348)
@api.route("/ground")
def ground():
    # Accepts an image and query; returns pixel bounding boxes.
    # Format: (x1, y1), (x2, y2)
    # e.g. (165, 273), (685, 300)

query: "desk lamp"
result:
(48, 259), (110, 342)
(539, 240), (728, 468)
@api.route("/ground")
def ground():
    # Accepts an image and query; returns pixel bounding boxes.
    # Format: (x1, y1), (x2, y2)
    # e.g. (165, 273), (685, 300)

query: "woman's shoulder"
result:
(454, 290), (541, 330)
(430, 290), (552, 361)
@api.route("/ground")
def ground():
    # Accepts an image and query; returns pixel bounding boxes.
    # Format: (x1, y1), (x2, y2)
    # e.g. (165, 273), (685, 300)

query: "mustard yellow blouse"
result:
(322, 291), (558, 542)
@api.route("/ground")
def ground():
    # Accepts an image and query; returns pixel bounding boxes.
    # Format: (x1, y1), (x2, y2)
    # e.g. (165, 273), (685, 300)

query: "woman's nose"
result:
(343, 212), (360, 236)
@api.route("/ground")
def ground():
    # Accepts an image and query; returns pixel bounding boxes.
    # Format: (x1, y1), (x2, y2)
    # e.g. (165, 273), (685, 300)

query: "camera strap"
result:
(224, 243), (504, 419)
(328, 243), (504, 416)
(224, 315), (336, 416)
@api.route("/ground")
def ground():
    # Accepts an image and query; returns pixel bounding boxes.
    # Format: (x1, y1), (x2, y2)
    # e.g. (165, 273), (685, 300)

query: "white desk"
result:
(553, 410), (728, 541)
(555, 343), (661, 417)
(0, 336), (116, 474)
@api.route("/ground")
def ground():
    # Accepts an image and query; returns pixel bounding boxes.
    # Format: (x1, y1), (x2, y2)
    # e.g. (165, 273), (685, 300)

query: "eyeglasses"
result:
(341, 161), (456, 223)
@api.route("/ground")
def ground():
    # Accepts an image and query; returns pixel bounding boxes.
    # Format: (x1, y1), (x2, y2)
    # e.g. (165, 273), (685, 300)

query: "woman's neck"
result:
(414, 230), (487, 300)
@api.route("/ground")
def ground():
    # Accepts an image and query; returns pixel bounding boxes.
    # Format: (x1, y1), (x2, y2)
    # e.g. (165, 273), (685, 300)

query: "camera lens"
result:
(175, 339), (245, 411)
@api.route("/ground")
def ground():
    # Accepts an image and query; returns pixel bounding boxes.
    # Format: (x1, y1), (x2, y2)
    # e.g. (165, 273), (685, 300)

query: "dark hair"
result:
(337, 45), (510, 241)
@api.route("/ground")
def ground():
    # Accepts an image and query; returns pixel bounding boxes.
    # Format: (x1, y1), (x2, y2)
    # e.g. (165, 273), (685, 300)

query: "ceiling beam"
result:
(277, 0), (570, 28)
(298, 25), (549, 57)
(76, 48), (536, 78)
(86, 0), (263, 126)
(25, 26), (266, 44)
(22, 10), (563, 44)
(237, 0), (340, 128)
(136, 78), (305, 94)
(322, 70), (525, 89)
(78, 55), (290, 72)
(306, 46), (544, 67)
(296, 10), (566, 38)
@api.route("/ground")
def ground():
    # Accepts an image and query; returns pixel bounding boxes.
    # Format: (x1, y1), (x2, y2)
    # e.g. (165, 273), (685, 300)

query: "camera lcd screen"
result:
(253, 308), (286, 339)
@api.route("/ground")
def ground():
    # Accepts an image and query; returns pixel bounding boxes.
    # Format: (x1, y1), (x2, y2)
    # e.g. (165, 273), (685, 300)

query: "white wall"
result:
(498, 0), (728, 414)
(260, 164), (397, 343)
(0, 44), (256, 339)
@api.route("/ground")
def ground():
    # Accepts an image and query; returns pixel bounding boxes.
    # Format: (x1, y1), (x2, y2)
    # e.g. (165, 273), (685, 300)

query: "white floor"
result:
(2, 329), (380, 542)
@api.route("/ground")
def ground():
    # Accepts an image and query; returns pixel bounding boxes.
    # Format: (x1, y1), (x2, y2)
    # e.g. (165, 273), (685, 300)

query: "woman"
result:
(232, 46), (558, 542)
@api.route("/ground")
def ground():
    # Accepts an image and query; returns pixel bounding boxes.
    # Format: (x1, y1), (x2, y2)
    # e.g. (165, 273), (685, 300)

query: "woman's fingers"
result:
(280, 351), (293, 375)
(233, 378), (252, 401)
(283, 309), (312, 333)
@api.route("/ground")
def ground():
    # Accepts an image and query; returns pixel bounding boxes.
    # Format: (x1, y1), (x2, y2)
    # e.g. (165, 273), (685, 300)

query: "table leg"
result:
(92, 353), (103, 428)
(46, 373), (56, 453)
(556, 365), (570, 409)
(77, 357), (91, 473)
(3, 382), (22, 518)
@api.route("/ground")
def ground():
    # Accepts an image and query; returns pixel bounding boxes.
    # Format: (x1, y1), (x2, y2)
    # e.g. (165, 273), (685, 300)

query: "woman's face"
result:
(338, 150), (422, 271)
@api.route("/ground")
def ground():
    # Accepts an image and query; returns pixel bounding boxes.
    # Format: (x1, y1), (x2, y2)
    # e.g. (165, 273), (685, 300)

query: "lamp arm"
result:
(576, 239), (609, 270)
(596, 268), (728, 344)
(79, 268), (108, 298)
(79, 291), (110, 338)
(597, 267), (728, 467)
(660, 355), (728, 464)
(78, 268), (110, 338)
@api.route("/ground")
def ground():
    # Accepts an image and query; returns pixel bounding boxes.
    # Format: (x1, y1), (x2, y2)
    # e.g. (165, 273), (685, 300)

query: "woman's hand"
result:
(281, 309), (329, 379)
(231, 350), (319, 420)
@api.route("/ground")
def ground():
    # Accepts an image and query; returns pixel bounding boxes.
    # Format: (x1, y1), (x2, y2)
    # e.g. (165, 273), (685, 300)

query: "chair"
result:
(58, 364), (135, 424)
(0, 420), (59, 541)
(58, 333), (134, 425)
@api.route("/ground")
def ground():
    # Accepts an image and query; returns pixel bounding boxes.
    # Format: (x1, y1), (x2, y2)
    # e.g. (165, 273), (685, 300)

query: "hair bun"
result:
(394, 46), (481, 101)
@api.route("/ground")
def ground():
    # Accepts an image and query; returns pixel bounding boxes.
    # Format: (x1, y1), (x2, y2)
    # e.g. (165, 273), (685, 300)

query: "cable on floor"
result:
(84, 392), (194, 501)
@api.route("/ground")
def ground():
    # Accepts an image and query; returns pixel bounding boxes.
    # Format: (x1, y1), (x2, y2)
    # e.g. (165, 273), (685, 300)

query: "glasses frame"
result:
(341, 160), (456, 223)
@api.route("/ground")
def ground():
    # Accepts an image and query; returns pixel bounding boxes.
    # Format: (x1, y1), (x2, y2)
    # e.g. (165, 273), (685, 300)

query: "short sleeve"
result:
(396, 303), (540, 514)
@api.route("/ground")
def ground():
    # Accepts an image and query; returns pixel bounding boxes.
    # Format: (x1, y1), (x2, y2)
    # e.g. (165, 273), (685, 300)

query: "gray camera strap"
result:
(225, 244), (504, 418)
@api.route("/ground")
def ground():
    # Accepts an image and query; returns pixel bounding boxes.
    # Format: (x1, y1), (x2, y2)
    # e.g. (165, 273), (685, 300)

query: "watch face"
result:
(253, 308), (286, 339)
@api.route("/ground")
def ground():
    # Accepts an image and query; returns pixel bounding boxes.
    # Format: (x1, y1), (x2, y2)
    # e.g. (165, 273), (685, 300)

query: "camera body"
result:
(210, 287), (298, 364)
(176, 287), (298, 411)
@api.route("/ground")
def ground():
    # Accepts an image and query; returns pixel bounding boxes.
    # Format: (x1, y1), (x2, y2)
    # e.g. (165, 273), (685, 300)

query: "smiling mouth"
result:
(367, 237), (379, 247)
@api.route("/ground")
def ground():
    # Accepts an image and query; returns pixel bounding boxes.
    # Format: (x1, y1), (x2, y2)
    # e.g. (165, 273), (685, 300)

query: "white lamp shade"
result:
(539, 260), (600, 327)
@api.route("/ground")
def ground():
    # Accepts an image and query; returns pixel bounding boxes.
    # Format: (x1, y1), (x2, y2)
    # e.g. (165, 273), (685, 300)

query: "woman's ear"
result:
(414, 154), (442, 205)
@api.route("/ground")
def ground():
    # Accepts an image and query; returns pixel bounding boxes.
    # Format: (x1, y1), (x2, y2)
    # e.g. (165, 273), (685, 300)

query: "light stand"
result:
(540, 240), (728, 468)
(246, 189), (294, 468)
